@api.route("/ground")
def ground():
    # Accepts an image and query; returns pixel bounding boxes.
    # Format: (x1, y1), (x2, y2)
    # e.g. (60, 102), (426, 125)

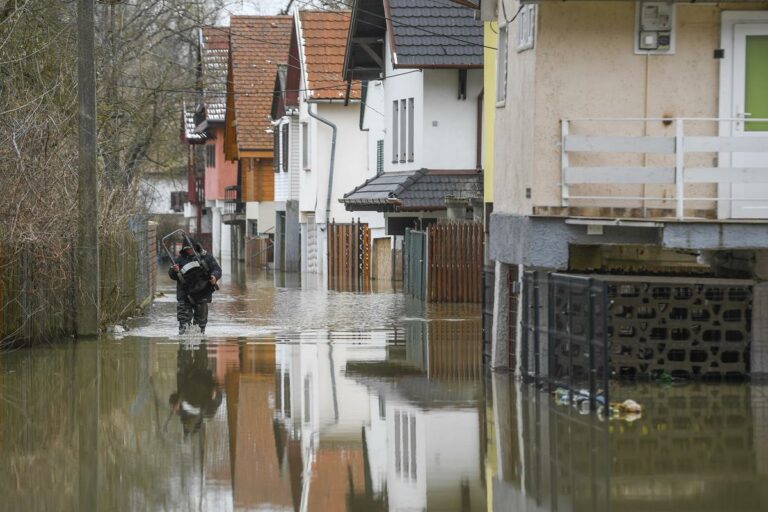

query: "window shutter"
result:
(274, 130), (280, 173)
(392, 100), (399, 163)
(281, 123), (289, 172)
(400, 99), (407, 163)
(376, 140), (384, 174)
(408, 98), (414, 162)
(302, 122), (309, 169)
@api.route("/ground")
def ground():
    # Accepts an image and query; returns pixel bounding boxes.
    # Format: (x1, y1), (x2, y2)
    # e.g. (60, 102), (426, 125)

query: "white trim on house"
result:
(718, 10), (768, 219)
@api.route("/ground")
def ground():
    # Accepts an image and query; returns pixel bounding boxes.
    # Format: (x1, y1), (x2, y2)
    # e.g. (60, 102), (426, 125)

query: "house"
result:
(488, 1), (768, 378)
(340, 0), (485, 294)
(271, 10), (384, 275)
(225, 16), (293, 264)
(179, 26), (232, 258)
(197, 27), (236, 259)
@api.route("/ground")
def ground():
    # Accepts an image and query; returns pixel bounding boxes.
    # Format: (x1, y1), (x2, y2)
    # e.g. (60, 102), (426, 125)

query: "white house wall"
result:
(384, 33), (425, 173)
(422, 68), (483, 170)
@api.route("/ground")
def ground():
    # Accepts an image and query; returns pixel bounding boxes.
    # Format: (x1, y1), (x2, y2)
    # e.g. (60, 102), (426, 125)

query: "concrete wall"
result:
(493, 1), (768, 216)
(204, 125), (238, 201)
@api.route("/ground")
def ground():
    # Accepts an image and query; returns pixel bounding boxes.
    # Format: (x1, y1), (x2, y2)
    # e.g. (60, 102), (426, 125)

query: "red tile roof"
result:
(298, 11), (361, 101)
(229, 16), (292, 151)
(201, 26), (229, 123)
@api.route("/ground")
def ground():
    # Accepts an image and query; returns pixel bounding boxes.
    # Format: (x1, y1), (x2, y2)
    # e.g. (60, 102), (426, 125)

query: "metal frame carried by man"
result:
(162, 230), (222, 335)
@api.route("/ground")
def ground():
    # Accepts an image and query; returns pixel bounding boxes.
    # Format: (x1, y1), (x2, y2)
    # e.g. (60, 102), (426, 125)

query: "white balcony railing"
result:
(561, 118), (768, 219)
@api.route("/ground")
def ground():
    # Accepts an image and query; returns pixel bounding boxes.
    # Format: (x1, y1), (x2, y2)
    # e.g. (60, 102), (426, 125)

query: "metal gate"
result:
(403, 228), (426, 300)
(521, 272), (610, 412)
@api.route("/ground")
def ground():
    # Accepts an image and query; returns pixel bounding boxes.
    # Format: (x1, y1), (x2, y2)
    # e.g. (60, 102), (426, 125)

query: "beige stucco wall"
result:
(494, 1), (768, 216)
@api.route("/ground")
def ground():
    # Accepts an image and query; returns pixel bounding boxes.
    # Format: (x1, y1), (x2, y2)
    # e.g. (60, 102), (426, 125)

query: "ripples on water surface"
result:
(1, 267), (767, 511)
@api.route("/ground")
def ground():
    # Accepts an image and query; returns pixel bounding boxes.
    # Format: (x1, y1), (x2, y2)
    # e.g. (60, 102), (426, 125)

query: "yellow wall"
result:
(484, 21), (498, 203)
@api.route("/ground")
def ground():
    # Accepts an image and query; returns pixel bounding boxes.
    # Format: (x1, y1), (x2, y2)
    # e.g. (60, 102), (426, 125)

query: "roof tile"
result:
(230, 16), (292, 151)
(299, 11), (361, 100)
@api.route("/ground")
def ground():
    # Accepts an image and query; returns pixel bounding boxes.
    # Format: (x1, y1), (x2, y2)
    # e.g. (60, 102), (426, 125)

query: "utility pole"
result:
(77, 0), (100, 337)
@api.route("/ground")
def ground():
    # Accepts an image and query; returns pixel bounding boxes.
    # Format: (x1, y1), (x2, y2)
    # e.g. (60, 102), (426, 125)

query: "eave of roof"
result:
(341, 168), (483, 212)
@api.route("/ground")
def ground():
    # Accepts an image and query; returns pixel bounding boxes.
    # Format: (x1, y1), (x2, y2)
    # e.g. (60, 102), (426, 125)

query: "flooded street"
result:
(1, 266), (768, 511)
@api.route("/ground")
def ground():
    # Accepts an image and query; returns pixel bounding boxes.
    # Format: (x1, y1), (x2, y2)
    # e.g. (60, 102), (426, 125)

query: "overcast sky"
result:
(217, 0), (289, 25)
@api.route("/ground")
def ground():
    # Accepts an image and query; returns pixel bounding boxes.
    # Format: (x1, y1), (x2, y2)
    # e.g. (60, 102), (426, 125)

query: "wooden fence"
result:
(427, 222), (483, 303)
(327, 220), (371, 292)
(246, 236), (272, 268)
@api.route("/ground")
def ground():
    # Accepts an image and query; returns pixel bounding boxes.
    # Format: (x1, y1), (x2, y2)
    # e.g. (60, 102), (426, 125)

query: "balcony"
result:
(551, 117), (768, 221)
(222, 185), (245, 225)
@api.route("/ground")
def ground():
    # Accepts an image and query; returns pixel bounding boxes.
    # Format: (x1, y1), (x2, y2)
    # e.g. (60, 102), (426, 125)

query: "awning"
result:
(341, 168), (483, 212)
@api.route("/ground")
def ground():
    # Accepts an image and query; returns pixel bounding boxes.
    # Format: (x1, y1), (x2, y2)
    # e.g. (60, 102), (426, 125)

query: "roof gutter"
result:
(308, 104), (337, 225)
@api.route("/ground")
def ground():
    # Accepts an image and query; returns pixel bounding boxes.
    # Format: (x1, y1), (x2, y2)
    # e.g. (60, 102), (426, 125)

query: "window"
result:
(274, 131), (280, 173)
(301, 122), (309, 169)
(394, 410), (417, 480)
(400, 99), (407, 162)
(517, 4), (536, 51)
(392, 100), (399, 163)
(407, 98), (414, 162)
(281, 123), (289, 172)
(205, 144), (216, 168)
(376, 140), (384, 174)
(496, 23), (508, 105)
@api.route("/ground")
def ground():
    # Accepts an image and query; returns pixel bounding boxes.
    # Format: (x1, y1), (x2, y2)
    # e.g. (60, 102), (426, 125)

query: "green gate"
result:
(403, 228), (426, 300)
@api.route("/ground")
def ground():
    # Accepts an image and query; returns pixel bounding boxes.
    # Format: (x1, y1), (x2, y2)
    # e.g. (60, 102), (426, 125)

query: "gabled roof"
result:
(343, 0), (482, 80)
(386, 0), (483, 68)
(228, 16), (292, 152)
(341, 169), (483, 212)
(182, 101), (208, 143)
(200, 26), (229, 123)
(298, 10), (361, 101)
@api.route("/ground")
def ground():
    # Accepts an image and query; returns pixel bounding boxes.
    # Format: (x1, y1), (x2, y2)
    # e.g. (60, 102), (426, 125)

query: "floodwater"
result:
(1, 263), (768, 511)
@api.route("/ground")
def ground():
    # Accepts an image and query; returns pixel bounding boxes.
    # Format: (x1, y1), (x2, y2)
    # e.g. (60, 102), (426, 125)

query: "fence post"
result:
(675, 118), (685, 219)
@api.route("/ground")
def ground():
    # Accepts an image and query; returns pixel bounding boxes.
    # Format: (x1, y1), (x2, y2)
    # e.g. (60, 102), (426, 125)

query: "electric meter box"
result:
(634, 1), (676, 55)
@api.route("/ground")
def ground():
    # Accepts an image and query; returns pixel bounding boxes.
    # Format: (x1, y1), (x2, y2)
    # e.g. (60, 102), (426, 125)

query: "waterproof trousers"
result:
(177, 301), (208, 330)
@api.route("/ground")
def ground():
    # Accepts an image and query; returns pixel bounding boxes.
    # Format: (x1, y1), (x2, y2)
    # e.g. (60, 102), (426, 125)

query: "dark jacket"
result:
(169, 250), (222, 303)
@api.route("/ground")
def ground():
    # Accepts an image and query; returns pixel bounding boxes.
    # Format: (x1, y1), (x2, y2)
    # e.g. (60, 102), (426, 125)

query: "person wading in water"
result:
(169, 241), (222, 334)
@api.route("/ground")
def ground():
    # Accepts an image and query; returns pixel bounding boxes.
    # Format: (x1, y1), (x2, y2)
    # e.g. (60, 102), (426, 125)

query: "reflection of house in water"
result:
(347, 311), (486, 512)
(489, 377), (768, 512)
(225, 343), (294, 510)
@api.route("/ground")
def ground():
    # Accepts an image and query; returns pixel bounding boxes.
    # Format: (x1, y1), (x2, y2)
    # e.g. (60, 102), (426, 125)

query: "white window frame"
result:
(496, 22), (508, 106)
(517, 4), (536, 52)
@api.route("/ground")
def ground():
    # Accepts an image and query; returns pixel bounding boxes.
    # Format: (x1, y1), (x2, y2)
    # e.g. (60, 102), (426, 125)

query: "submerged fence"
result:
(327, 220), (371, 292)
(1, 218), (156, 346)
(404, 221), (483, 303)
(521, 272), (610, 412)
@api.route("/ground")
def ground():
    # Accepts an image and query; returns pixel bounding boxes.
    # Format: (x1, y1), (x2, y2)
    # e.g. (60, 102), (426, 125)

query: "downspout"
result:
(308, 104), (337, 225)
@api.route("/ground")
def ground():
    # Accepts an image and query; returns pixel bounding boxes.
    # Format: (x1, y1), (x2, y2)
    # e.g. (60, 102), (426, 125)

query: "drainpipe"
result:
(308, 104), (337, 225)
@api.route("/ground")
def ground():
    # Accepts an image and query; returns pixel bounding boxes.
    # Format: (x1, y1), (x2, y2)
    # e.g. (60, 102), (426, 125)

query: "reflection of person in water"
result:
(169, 344), (223, 437)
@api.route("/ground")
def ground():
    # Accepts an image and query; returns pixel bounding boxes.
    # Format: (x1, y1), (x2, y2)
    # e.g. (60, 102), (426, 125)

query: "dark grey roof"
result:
(388, 0), (483, 68)
(341, 168), (483, 212)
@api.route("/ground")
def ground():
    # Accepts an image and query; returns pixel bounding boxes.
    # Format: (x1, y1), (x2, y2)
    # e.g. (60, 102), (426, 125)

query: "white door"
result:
(731, 24), (768, 219)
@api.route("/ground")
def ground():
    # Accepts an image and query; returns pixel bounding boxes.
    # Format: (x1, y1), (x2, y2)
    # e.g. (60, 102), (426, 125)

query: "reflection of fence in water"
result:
(512, 384), (763, 511)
